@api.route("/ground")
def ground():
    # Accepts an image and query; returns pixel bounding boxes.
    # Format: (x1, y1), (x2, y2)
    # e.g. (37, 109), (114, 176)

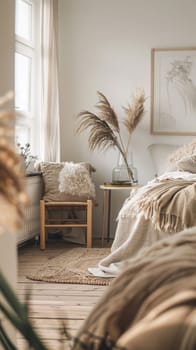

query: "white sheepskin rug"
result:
(58, 162), (96, 199)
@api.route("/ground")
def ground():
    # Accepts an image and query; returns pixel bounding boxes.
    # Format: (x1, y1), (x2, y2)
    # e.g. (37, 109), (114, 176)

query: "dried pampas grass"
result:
(76, 89), (146, 182)
(0, 92), (28, 234)
(123, 89), (145, 153)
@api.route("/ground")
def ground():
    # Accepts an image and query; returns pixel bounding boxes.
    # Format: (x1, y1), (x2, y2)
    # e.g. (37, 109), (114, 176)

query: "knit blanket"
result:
(89, 171), (196, 277)
(73, 227), (196, 350)
(126, 178), (196, 233)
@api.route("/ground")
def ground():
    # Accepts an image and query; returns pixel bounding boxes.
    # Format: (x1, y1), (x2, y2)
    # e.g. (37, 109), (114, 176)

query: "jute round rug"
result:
(26, 247), (113, 285)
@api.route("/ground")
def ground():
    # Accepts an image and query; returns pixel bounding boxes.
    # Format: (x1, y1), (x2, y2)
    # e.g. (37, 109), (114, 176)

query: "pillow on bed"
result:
(176, 154), (196, 173)
(37, 161), (96, 202)
(168, 139), (196, 170)
(148, 143), (180, 176)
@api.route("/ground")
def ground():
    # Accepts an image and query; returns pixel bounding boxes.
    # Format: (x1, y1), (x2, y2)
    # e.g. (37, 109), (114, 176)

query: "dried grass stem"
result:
(76, 89), (145, 182)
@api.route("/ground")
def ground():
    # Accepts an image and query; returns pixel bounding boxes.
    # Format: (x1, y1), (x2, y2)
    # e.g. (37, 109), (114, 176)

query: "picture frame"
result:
(150, 47), (196, 135)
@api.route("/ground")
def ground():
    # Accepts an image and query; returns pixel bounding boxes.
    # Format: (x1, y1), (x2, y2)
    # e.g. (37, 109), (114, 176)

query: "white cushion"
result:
(59, 162), (96, 199)
(176, 154), (196, 173)
(148, 144), (180, 176)
(168, 139), (196, 165)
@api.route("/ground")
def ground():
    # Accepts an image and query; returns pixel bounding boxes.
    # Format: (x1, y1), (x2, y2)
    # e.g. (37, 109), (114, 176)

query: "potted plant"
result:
(76, 89), (146, 184)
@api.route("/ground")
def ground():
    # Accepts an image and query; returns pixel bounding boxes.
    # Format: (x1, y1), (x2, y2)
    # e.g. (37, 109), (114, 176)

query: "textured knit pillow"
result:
(176, 154), (196, 173)
(168, 139), (196, 170)
(37, 161), (96, 202)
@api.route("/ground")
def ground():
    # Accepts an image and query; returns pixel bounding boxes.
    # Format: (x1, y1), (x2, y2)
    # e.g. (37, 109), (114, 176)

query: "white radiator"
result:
(17, 174), (42, 245)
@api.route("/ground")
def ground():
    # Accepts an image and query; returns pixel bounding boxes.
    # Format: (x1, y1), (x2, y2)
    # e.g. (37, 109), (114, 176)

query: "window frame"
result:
(15, 0), (41, 156)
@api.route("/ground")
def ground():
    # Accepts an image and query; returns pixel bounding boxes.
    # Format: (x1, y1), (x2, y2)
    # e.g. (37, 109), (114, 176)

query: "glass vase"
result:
(112, 152), (138, 185)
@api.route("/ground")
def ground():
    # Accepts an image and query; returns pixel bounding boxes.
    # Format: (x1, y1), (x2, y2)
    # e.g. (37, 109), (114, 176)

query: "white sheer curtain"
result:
(40, 0), (60, 162)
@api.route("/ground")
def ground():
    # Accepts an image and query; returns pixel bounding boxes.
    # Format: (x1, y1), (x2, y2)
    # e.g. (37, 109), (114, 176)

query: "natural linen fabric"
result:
(116, 291), (196, 350)
(72, 227), (196, 350)
(40, 0), (60, 162)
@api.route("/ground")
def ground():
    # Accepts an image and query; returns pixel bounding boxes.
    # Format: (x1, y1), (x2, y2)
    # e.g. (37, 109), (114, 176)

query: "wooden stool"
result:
(40, 199), (93, 250)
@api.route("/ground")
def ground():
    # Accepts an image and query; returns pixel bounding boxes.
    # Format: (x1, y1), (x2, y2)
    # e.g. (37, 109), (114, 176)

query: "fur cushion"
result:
(59, 162), (96, 199)
(176, 154), (196, 173)
(37, 161), (96, 202)
(168, 139), (196, 170)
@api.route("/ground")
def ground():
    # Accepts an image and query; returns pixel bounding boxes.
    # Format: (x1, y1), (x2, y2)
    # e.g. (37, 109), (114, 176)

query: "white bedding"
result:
(89, 171), (196, 277)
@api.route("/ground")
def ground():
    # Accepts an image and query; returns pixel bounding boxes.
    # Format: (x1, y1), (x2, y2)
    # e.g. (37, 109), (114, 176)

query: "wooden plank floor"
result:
(17, 239), (111, 350)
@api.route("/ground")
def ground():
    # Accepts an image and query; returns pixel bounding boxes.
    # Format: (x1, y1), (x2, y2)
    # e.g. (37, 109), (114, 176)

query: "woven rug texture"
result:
(26, 247), (112, 285)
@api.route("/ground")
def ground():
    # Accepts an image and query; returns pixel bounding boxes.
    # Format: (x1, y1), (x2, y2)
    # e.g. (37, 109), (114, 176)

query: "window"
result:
(15, 0), (41, 155)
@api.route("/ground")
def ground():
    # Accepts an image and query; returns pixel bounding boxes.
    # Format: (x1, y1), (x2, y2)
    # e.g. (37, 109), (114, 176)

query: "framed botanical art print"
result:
(150, 47), (196, 135)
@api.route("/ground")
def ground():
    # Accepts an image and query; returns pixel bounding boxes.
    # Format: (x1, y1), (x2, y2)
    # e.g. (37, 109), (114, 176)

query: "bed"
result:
(69, 140), (196, 350)
(89, 140), (196, 278)
(71, 140), (196, 350)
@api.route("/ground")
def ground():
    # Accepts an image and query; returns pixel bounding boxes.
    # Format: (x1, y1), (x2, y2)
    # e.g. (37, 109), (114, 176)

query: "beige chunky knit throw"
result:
(72, 227), (196, 350)
(130, 179), (196, 232)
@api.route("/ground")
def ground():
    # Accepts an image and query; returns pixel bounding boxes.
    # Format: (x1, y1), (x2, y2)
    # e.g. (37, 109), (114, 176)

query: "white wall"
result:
(58, 0), (196, 237)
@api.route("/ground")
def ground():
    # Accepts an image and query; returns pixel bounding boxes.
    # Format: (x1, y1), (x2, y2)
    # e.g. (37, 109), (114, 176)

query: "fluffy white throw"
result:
(58, 162), (95, 199)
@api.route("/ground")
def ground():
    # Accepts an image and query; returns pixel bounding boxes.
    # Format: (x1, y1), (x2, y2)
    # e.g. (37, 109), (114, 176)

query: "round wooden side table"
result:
(100, 183), (141, 247)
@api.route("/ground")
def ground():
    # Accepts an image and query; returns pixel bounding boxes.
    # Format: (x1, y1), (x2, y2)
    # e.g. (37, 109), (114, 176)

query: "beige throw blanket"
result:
(129, 179), (196, 232)
(73, 227), (196, 350)
(89, 173), (196, 278)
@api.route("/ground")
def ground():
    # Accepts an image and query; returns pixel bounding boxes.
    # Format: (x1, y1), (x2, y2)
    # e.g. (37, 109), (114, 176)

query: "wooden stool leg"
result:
(40, 200), (46, 250)
(86, 200), (92, 248)
(45, 206), (48, 240)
